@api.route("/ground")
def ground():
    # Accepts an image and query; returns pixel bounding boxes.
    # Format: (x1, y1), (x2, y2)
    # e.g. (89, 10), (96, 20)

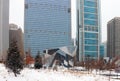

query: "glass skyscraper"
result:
(24, 0), (71, 57)
(77, 0), (101, 61)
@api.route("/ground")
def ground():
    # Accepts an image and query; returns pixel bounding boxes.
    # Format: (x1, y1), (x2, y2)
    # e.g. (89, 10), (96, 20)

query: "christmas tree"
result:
(34, 51), (42, 69)
(5, 40), (24, 77)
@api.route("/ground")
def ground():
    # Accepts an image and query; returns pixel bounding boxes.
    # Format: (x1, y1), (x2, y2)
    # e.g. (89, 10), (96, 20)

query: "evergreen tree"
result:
(6, 41), (23, 77)
(34, 51), (42, 69)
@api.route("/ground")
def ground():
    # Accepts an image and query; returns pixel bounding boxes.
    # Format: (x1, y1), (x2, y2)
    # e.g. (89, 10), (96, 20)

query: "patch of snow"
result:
(0, 63), (119, 81)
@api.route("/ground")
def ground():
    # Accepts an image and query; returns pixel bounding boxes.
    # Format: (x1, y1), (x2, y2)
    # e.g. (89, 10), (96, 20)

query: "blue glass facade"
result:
(77, 0), (100, 61)
(24, 0), (71, 57)
(100, 45), (104, 57)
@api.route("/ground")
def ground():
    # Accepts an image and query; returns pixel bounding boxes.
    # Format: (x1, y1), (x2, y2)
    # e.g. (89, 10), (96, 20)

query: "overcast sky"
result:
(9, 0), (24, 29)
(9, 0), (120, 42)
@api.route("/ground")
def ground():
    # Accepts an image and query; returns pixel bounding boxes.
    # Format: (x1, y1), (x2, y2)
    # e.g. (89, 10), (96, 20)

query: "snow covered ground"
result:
(0, 63), (120, 81)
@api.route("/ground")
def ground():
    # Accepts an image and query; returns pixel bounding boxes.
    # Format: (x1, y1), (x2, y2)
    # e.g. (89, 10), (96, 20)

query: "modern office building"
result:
(77, 0), (101, 61)
(9, 24), (24, 58)
(102, 42), (107, 57)
(107, 17), (120, 58)
(24, 0), (71, 57)
(100, 43), (105, 58)
(0, 0), (9, 61)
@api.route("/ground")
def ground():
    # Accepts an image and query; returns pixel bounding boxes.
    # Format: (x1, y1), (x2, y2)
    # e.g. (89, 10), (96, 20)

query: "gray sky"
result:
(9, 0), (24, 29)
(9, 0), (120, 42)
(101, 0), (120, 42)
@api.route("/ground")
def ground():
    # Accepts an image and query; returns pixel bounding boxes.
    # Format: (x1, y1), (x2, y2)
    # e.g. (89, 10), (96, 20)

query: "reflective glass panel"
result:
(84, 13), (97, 19)
(84, 0), (96, 7)
(85, 46), (97, 51)
(85, 32), (98, 38)
(84, 7), (96, 13)
(85, 39), (98, 44)
(84, 20), (97, 26)
(85, 51), (97, 57)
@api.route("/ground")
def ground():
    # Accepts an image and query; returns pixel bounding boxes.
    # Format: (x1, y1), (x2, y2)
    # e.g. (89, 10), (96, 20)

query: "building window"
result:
(84, 13), (97, 20)
(85, 51), (97, 57)
(85, 46), (97, 51)
(84, 0), (97, 7)
(84, 20), (97, 26)
(84, 32), (98, 38)
(85, 0), (97, 2)
(85, 39), (98, 44)
(84, 7), (97, 13)
(25, 4), (28, 9)
(85, 27), (87, 31)
(28, 35), (30, 38)
(68, 8), (71, 13)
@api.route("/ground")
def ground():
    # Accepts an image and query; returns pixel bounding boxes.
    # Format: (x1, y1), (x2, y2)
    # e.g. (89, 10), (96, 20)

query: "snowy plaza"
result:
(0, 64), (120, 81)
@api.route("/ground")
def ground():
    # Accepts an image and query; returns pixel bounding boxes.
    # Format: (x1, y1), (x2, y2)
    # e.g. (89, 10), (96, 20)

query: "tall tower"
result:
(0, 0), (9, 60)
(9, 24), (24, 58)
(107, 17), (120, 58)
(24, 0), (71, 57)
(77, 0), (101, 61)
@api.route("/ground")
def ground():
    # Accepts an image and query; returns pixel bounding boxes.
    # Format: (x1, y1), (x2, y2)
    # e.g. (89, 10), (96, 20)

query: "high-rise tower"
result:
(107, 17), (120, 58)
(24, 0), (71, 57)
(77, 0), (101, 61)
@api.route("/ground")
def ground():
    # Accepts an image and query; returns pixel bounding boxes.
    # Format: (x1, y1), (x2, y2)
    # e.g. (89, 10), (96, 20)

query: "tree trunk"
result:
(14, 72), (17, 77)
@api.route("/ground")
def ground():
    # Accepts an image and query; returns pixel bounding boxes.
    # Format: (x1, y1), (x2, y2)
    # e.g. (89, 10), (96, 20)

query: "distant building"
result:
(100, 45), (104, 58)
(77, 0), (101, 61)
(0, 0), (9, 61)
(103, 42), (107, 57)
(107, 17), (120, 58)
(24, 0), (71, 57)
(9, 24), (24, 58)
(100, 42), (107, 58)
